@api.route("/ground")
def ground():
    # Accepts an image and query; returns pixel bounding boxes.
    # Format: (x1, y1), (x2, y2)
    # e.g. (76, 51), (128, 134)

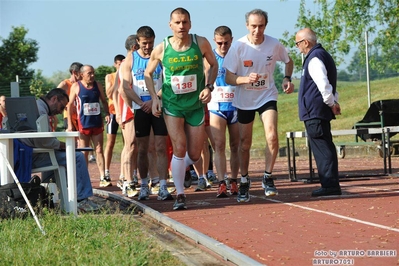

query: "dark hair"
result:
(137, 26), (155, 39)
(114, 54), (125, 62)
(69, 62), (83, 74)
(46, 88), (69, 102)
(170, 7), (190, 20)
(125, 34), (139, 51)
(214, 26), (232, 36)
(245, 9), (268, 25)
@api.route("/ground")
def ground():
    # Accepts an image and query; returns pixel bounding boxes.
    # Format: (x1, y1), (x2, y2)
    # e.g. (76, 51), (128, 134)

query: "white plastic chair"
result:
(31, 148), (68, 211)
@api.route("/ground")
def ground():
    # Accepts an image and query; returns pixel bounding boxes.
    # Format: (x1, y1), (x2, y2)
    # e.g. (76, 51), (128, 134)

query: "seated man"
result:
(18, 88), (98, 212)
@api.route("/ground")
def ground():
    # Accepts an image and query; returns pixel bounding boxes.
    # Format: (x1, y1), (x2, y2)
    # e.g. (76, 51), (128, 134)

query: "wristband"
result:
(283, 76), (292, 82)
(205, 84), (214, 92)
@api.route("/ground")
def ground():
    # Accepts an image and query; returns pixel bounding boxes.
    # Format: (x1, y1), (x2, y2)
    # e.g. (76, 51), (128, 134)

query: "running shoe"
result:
(237, 180), (250, 202)
(133, 175), (139, 186)
(190, 170), (198, 183)
(99, 176), (112, 187)
(184, 170), (192, 188)
(216, 181), (228, 198)
(151, 182), (160, 195)
(117, 178), (125, 190)
(195, 178), (208, 191)
(229, 179), (238, 195)
(89, 155), (96, 163)
(77, 199), (99, 212)
(123, 182), (138, 198)
(173, 194), (187, 210)
(207, 171), (217, 184)
(262, 174), (278, 196)
(157, 185), (174, 201)
(138, 185), (150, 200)
(224, 177), (231, 190)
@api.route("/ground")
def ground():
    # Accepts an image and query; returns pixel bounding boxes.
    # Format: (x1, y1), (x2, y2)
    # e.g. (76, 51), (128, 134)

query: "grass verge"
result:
(0, 207), (183, 266)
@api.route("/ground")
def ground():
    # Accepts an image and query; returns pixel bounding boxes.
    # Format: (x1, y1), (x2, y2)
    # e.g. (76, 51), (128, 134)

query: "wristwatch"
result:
(283, 76), (292, 82)
(205, 84), (214, 92)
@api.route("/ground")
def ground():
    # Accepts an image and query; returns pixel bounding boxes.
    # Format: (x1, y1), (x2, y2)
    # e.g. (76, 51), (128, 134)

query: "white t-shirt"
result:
(223, 34), (290, 110)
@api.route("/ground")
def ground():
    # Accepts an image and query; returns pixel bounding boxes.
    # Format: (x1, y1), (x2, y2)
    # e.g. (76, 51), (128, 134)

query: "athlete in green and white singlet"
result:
(161, 34), (204, 112)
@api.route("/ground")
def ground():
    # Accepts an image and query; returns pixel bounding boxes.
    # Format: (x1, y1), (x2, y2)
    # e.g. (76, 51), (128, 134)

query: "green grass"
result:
(253, 76), (399, 150)
(0, 209), (183, 266)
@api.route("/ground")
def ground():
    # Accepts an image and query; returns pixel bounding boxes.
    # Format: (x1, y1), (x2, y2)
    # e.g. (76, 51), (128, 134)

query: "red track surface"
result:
(90, 155), (399, 266)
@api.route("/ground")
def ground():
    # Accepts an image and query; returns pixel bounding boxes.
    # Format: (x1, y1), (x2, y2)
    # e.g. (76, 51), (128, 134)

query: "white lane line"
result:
(253, 195), (399, 233)
(341, 183), (399, 192)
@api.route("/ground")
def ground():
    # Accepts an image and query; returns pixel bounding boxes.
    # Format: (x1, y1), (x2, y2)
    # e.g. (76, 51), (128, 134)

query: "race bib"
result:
(171, 74), (197, 94)
(245, 73), (270, 91)
(137, 80), (151, 101)
(213, 86), (236, 102)
(83, 102), (101, 116)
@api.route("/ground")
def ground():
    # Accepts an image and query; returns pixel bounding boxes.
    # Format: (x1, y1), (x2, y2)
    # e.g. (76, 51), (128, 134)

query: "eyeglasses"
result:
(216, 41), (229, 46)
(295, 39), (305, 47)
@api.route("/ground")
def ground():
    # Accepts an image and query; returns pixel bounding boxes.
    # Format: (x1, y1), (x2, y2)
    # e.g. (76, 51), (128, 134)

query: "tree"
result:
(0, 26), (39, 87)
(49, 70), (69, 87)
(281, 0), (399, 75)
(95, 65), (115, 88)
(273, 63), (286, 93)
(29, 70), (56, 98)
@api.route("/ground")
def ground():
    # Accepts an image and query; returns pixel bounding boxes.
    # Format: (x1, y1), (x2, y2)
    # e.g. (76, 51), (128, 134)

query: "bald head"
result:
(295, 28), (318, 54)
(296, 28), (317, 44)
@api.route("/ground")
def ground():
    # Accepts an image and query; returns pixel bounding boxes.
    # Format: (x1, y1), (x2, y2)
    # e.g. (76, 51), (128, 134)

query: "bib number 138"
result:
(171, 74), (197, 94)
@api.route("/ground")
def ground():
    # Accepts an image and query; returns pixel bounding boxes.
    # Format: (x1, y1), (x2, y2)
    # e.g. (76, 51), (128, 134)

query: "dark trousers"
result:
(304, 119), (340, 188)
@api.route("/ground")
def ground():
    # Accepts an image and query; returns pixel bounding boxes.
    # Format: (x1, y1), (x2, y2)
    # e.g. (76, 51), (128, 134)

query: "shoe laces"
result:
(264, 177), (275, 187)
(177, 194), (185, 203)
(239, 182), (249, 193)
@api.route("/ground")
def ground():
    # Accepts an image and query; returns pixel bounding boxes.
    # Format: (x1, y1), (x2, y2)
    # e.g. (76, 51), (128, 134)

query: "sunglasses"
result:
(216, 41), (229, 46)
(295, 39), (305, 47)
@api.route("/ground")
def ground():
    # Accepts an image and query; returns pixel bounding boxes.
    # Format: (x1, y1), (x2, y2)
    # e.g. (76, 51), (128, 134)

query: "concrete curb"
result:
(93, 188), (264, 266)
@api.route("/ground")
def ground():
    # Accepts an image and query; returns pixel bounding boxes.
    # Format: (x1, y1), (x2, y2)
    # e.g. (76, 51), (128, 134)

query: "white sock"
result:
(171, 155), (185, 195)
(184, 152), (195, 168)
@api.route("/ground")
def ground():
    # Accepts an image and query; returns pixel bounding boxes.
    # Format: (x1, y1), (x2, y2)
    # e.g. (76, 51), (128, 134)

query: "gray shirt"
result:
(18, 98), (61, 149)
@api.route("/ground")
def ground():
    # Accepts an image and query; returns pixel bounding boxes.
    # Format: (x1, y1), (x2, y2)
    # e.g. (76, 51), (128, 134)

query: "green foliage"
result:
(282, 0), (399, 75)
(29, 69), (57, 98)
(95, 65), (115, 88)
(48, 70), (70, 87)
(347, 49), (399, 81)
(0, 212), (183, 265)
(273, 63), (285, 93)
(0, 26), (39, 94)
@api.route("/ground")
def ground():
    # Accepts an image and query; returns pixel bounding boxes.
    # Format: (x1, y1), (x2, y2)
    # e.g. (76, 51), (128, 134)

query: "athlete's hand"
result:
(104, 114), (110, 124)
(152, 97), (162, 118)
(282, 81), (294, 94)
(247, 73), (260, 84)
(141, 101), (152, 114)
(200, 87), (212, 104)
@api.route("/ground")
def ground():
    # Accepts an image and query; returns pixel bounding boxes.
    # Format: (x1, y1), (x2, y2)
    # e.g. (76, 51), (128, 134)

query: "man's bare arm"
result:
(105, 74), (114, 99)
(118, 54), (144, 108)
(144, 43), (164, 117)
(199, 36), (218, 86)
(66, 83), (78, 131)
